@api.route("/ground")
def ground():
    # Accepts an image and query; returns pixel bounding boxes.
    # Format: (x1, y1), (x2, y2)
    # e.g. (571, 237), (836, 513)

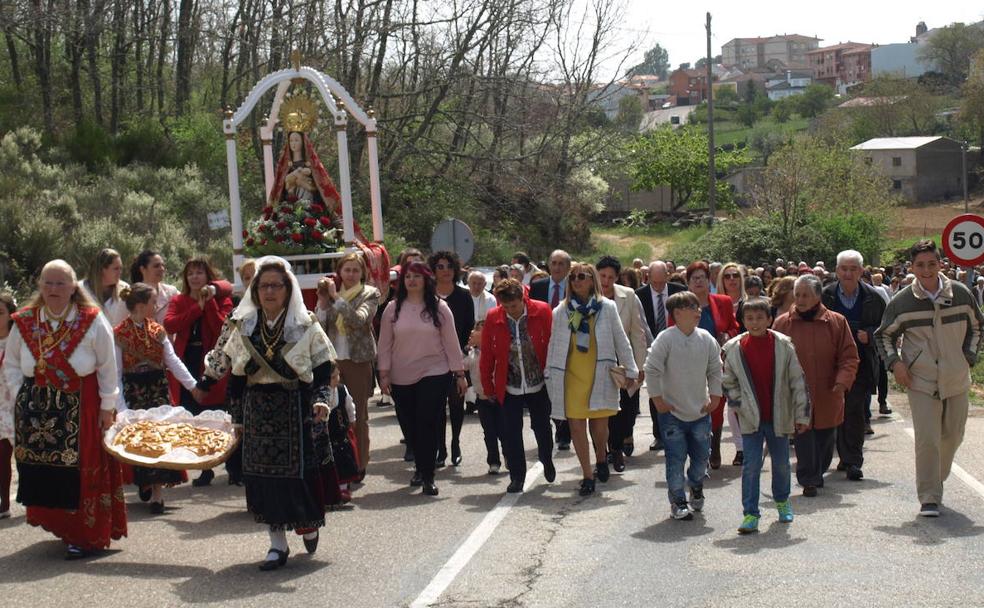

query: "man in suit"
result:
(529, 249), (573, 450)
(635, 261), (685, 451)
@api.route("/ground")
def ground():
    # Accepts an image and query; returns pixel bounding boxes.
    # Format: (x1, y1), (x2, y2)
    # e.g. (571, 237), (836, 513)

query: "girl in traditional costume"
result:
(114, 283), (199, 514)
(199, 256), (335, 570)
(2, 260), (126, 559)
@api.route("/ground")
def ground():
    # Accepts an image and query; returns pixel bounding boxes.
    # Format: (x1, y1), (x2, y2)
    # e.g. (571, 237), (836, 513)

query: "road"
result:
(2, 388), (984, 607)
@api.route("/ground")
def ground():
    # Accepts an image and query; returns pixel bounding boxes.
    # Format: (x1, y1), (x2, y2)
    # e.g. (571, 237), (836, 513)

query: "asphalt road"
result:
(2, 388), (984, 608)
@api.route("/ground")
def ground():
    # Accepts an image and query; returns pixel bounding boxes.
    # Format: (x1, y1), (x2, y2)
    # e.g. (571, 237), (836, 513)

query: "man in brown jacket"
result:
(773, 274), (859, 497)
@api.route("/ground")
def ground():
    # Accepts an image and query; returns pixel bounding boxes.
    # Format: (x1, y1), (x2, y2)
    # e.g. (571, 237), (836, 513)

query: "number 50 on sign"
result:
(942, 214), (984, 267)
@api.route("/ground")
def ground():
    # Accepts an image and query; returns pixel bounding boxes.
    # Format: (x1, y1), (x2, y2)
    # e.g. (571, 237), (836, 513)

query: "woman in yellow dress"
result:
(545, 263), (638, 496)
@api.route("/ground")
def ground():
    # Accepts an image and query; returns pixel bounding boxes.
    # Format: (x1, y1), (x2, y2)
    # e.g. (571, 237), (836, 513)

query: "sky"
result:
(601, 0), (984, 78)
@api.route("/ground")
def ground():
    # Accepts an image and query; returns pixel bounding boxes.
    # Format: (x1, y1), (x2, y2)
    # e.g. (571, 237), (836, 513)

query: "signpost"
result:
(431, 218), (475, 265)
(942, 213), (984, 288)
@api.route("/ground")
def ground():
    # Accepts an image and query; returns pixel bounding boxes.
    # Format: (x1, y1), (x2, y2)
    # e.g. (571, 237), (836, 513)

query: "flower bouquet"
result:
(244, 197), (342, 256)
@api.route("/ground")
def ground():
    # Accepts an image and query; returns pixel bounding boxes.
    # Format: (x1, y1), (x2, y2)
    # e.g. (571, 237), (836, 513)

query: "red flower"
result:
(246, 237), (255, 246)
(291, 233), (304, 243)
(262, 206), (274, 215)
(304, 217), (317, 227)
(257, 224), (267, 233)
(276, 221), (288, 230)
(319, 216), (332, 226)
(309, 203), (325, 214)
(281, 206), (293, 214)
(242, 230), (249, 238)
(287, 195), (299, 203)
(274, 235), (285, 243)
(311, 230), (324, 241)
(260, 239), (268, 245)
(263, 213), (272, 221)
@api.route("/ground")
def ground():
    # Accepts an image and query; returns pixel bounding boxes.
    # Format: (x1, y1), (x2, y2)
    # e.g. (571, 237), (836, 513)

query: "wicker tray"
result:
(103, 405), (240, 471)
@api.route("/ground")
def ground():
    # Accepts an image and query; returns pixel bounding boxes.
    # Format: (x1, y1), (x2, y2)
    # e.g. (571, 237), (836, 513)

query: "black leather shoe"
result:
(149, 501), (165, 515)
(403, 446), (415, 462)
(228, 476), (244, 486)
(422, 481), (439, 496)
(506, 480), (524, 493)
(836, 462), (847, 471)
(732, 451), (744, 467)
(864, 422), (874, 435)
(595, 461), (610, 483)
(543, 461), (556, 483)
(802, 485), (818, 497)
(259, 548), (289, 571)
(612, 451), (626, 473)
(578, 478), (596, 496)
(303, 531), (319, 554)
(65, 545), (92, 561)
(451, 443), (462, 466)
(878, 403), (893, 416)
(192, 469), (214, 487)
(846, 466), (864, 481)
(138, 486), (152, 502)
(557, 441), (571, 451)
(622, 440), (635, 457)
(410, 471), (423, 487)
(435, 459), (447, 469)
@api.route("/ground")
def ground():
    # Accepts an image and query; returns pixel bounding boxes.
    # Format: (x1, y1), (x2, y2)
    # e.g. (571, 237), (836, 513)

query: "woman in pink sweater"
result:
(378, 262), (467, 496)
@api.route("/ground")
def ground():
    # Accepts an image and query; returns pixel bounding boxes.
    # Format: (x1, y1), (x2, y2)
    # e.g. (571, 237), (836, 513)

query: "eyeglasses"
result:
(723, 273), (741, 280)
(571, 272), (592, 282)
(258, 283), (286, 292)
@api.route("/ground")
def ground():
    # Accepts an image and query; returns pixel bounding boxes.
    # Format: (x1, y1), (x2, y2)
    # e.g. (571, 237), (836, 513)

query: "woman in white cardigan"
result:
(545, 262), (638, 496)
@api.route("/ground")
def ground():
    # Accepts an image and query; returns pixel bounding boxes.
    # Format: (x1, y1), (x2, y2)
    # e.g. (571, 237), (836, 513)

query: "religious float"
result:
(223, 52), (390, 305)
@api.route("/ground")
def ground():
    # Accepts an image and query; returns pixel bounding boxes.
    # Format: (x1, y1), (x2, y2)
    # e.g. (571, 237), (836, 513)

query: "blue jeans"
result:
(658, 413), (711, 504)
(741, 421), (791, 517)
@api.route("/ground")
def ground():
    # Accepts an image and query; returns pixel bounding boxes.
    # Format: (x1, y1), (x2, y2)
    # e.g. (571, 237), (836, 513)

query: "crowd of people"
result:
(0, 238), (980, 567)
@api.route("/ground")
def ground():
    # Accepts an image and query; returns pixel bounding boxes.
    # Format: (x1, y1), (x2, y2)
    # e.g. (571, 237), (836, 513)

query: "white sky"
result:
(602, 0), (984, 78)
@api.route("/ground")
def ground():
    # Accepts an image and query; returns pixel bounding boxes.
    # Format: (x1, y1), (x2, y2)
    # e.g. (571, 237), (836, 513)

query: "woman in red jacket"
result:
(685, 261), (739, 470)
(479, 279), (556, 494)
(164, 257), (233, 486)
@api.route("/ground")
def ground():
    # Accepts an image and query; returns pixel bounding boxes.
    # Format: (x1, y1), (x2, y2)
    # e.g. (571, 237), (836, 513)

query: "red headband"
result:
(403, 261), (434, 279)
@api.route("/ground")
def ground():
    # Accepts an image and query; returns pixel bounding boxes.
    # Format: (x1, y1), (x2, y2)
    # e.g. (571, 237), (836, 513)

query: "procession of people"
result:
(0, 237), (981, 566)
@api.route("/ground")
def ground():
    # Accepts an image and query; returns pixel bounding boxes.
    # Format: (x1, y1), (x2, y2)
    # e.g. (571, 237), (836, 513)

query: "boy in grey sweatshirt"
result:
(644, 291), (723, 520)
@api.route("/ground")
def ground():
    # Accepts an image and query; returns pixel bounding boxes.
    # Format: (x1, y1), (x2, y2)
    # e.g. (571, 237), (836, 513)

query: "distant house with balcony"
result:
(765, 70), (813, 100)
(851, 136), (964, 202)
(722, 34), (821, 71)
(806, 42), (874, 94)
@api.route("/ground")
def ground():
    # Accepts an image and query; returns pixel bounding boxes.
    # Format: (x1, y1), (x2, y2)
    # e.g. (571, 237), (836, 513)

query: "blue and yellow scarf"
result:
(567, 295), (602, 352)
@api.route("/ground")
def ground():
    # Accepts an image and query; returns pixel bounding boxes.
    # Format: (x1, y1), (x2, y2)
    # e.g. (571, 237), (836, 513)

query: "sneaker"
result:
(689, 486), (705, 512)
(670, 500), (693, 521)
(919, 503), (940, 517)
(649, 438), (664, 452)
(776, 500), (794, 523)
(738, 514), (760, 534)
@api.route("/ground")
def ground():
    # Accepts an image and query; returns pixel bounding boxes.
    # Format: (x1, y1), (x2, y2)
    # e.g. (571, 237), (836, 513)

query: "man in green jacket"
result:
(875, 240), (984, 518)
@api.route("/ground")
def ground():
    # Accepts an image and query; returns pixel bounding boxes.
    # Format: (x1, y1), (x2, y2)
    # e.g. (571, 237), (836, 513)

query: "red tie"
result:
(551, 284), (560, 308)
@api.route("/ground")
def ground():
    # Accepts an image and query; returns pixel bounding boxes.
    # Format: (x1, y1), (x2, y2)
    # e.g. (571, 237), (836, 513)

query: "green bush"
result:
(116, 118), (179, 166)
(64, 120), (115, 170)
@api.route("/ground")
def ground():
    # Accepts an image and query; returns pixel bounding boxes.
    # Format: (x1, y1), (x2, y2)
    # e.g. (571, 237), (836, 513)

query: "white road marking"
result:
(410, 462), (545, 607)
(903, 426), (984, 501)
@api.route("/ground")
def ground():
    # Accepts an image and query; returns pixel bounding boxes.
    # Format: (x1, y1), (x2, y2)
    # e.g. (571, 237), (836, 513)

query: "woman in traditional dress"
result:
(2, 260), (126, 559)
(316, 252), (379, 482)
(115, 283), (198, 514)
(83, 248), (129, 327)
(164, 257), (233, 486)
(130, 250), (179, 325)
(201, 257), (335, 570)
(0, 292), (16, 519)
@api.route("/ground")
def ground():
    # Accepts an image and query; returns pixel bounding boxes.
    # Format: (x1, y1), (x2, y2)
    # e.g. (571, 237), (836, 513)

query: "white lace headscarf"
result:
(231, 256), (313, 343)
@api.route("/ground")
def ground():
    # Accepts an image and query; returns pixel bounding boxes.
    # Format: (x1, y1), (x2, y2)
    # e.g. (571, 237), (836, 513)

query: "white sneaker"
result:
(487, 464), (501, 475)
(919, 503), (940, 517)
(670, 500), (693, 520)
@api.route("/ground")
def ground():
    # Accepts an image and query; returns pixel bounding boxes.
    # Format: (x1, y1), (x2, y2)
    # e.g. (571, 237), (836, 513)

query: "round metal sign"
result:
(942, 213), (984, 267)
(430, 218), (475, 264)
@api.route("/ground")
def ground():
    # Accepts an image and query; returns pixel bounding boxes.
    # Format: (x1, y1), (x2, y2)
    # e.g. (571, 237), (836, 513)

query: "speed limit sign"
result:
(942, 214), (984, 266)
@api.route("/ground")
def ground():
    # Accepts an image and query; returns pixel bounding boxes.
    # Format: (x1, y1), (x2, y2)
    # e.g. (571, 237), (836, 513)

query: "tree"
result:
(615, 94), (644, 132)
(919, 22), (984, 85)
(695, 54), (722, 69)
(626, 43), (669, 80)
(629, 126), (750, 211)
(794, 84), (834, 118)
(736, 104), (758, 128)
(772, 98), (792, 123)
(961, 49), (984, 147)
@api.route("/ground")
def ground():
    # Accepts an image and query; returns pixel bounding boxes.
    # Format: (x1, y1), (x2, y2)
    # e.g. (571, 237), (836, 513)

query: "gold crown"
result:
(279, 94), (318, 133)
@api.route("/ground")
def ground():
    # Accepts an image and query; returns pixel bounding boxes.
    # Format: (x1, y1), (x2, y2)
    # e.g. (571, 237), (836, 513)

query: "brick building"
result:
(721, 34), (820, 71)
(806, 42), (874, 93)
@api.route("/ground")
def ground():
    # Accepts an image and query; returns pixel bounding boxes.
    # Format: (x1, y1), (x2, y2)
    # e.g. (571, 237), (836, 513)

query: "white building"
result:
(765, 70), (813, 100)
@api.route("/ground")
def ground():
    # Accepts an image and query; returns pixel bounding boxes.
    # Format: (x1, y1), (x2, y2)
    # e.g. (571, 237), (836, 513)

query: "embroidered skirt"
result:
(15, 375), (127, 549)
(123, 369), (186, 488)
(242, 383), (327, 530)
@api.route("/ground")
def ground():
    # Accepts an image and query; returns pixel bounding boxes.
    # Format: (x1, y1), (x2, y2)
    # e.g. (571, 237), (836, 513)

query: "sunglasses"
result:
(434, 263), (452, 270)
(570, 272), (592, 282)
(723, 272), (741, 279)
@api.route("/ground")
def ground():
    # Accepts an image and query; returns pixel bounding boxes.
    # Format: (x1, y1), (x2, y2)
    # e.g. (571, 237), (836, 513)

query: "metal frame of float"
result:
(223, 54), (384, 289)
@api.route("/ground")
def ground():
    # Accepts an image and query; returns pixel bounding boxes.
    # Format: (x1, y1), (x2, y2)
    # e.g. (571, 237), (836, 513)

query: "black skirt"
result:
(123, 369), (185, 488)
(241, 382), (326, 530)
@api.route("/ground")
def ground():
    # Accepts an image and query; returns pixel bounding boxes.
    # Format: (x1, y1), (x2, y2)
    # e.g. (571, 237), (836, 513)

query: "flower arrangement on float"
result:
(243, 197), (342, 256)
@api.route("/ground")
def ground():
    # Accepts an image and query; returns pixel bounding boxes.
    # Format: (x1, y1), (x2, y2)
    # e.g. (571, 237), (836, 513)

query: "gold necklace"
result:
(36, 305), (75, 372)
(133, 318), (151, 348)
(259, 311), (286, 359)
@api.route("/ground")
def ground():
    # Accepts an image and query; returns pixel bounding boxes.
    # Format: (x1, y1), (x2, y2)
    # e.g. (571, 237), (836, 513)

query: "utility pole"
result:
(706, 12), (716, 227)
(963, 140), (969, 214)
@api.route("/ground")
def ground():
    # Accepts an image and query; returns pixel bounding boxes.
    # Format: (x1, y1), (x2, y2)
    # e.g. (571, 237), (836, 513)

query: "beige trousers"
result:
(336, 359), (375, 471)
(907, 389), (969, 505)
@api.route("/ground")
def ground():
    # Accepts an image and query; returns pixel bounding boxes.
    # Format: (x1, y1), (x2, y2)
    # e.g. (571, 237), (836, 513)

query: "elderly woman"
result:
(0, 292), (17, 519)
(165, 257), (234, 487)
(545, 263), (638, 496)
(685, 261), (739, 469)
(316, 252), (380, 481)
(377, 262), (467, 497)
(83, 248), (129, 327)
(468, 270), (498, 323)
(130, 250), (179, 325)
(3, 260), (126, 559)
(773, 274), (859, 497)
(201, 257), (336, 569)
